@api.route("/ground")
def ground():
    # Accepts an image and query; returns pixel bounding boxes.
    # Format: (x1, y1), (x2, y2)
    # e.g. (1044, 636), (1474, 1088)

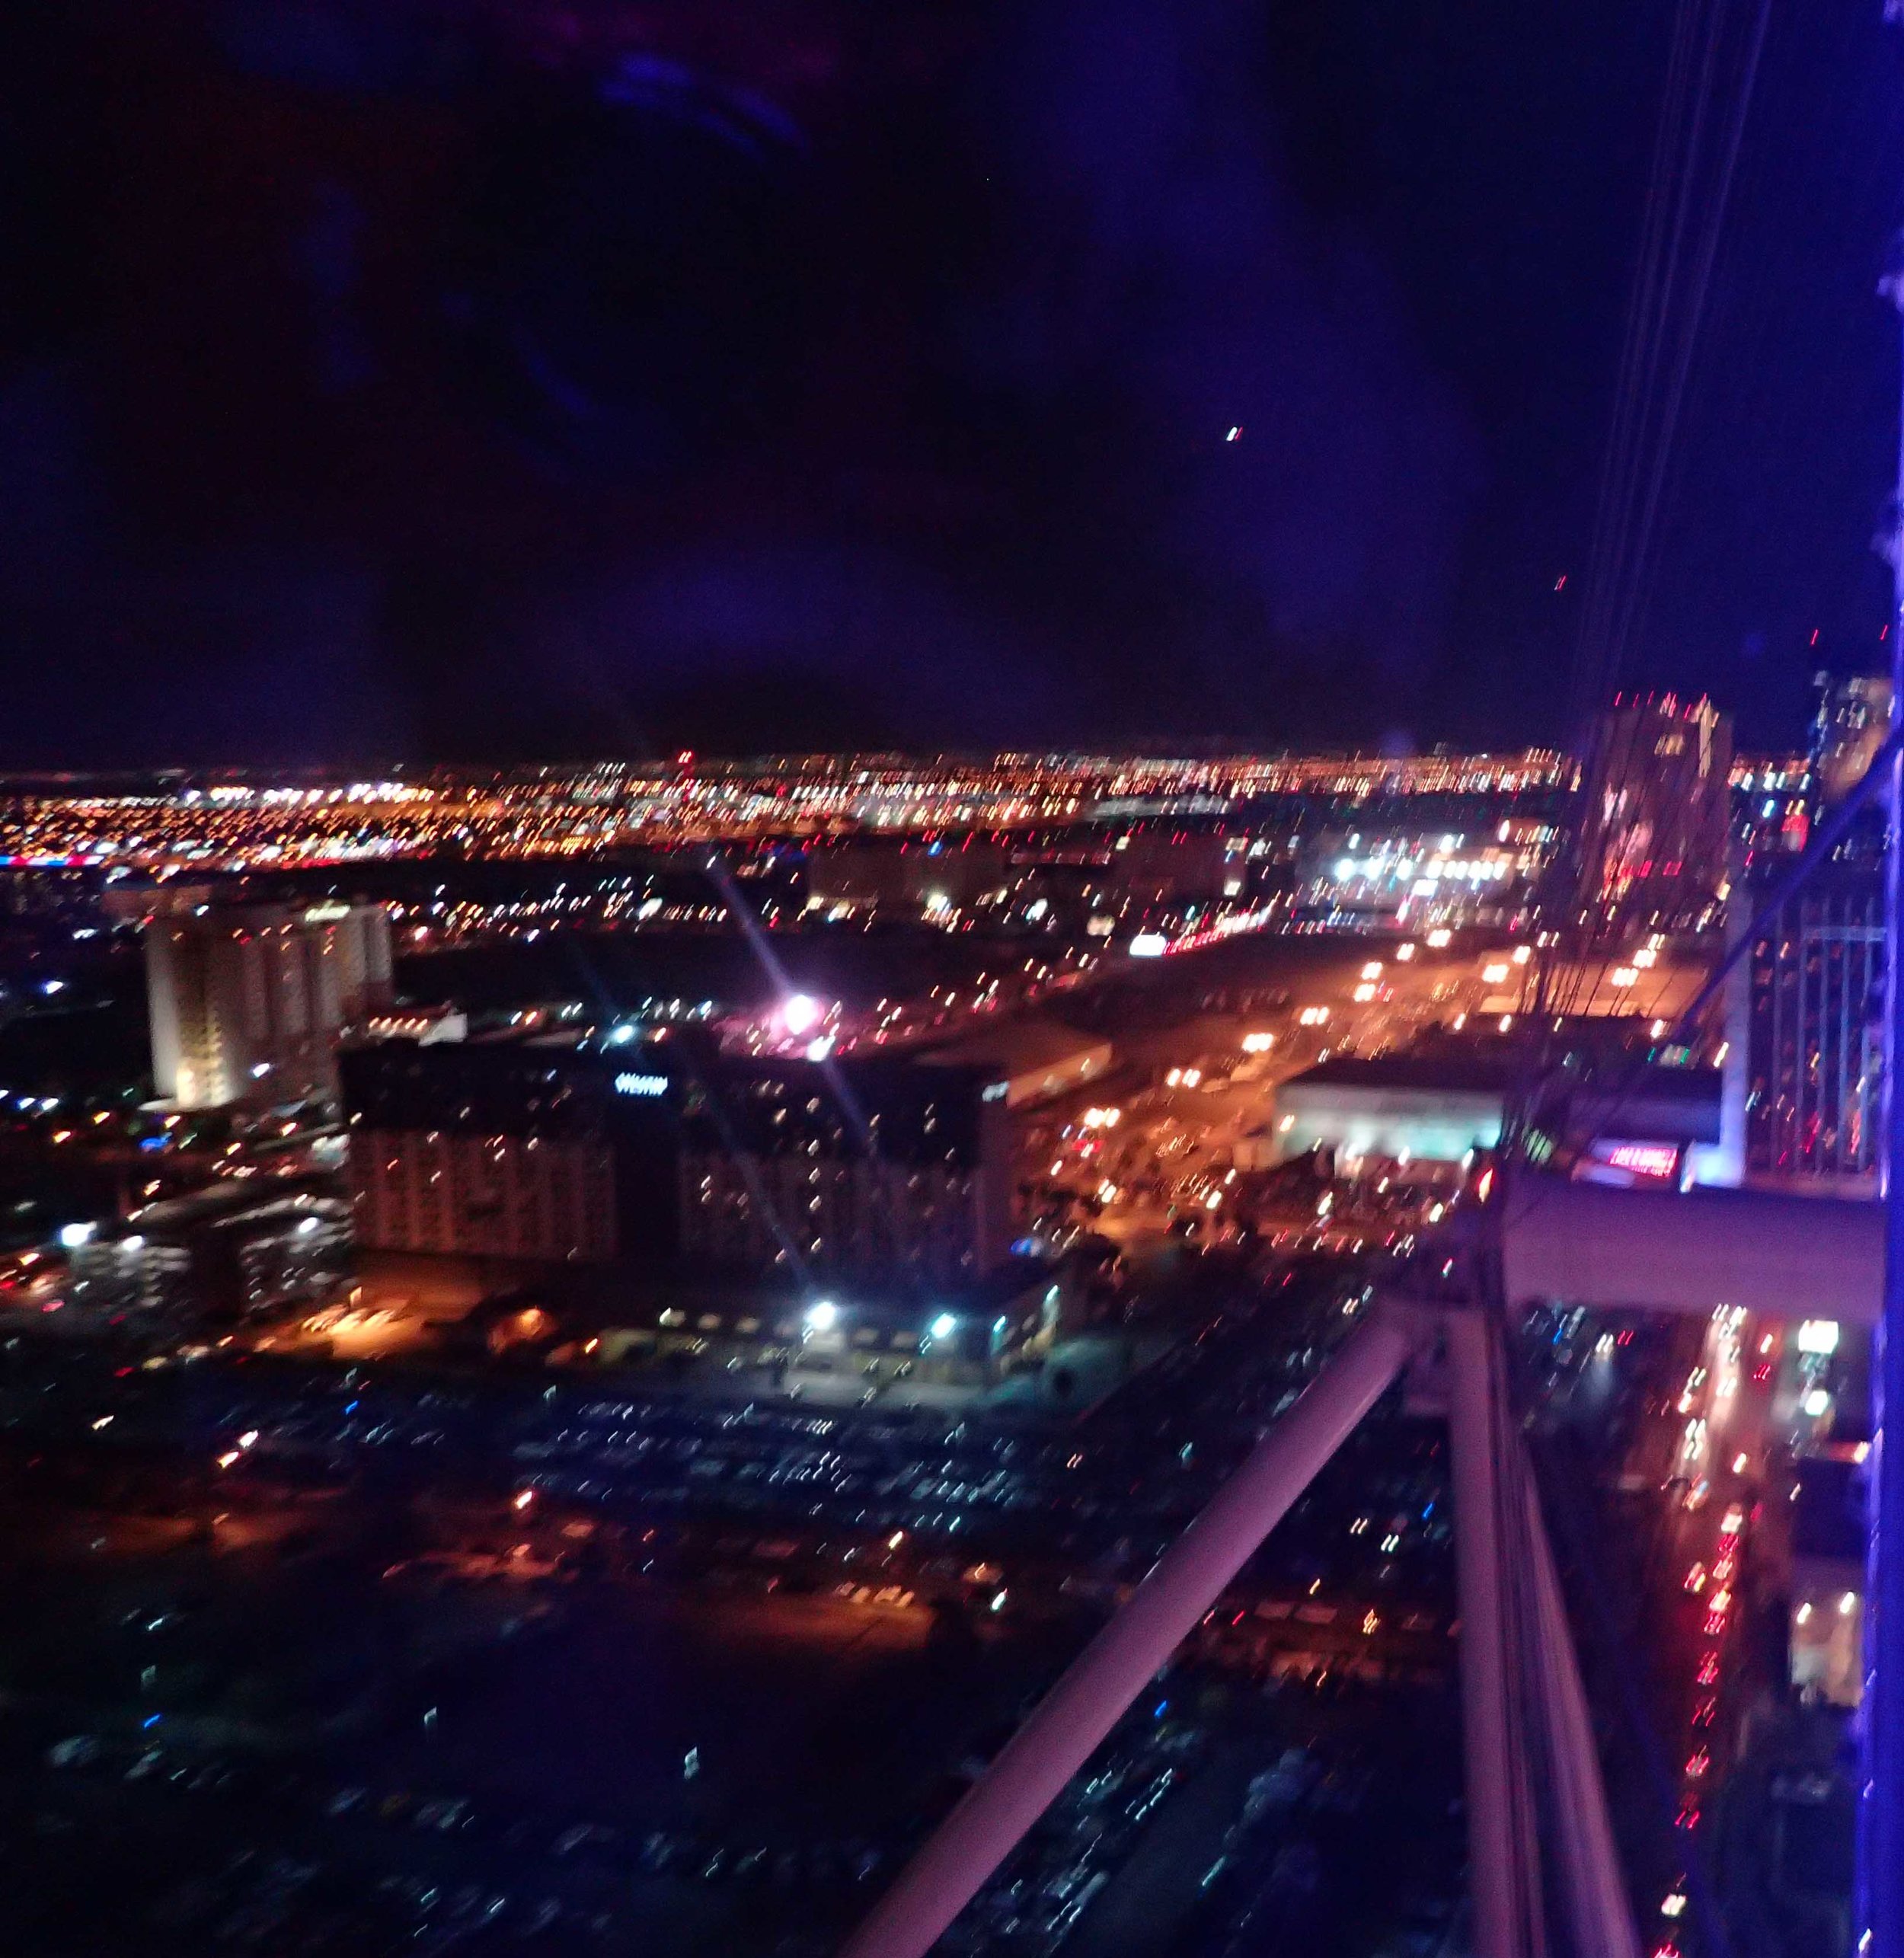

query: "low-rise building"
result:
(63, 1183), (352, 1326)
(1271, 1055), (1516, 1169)
(1272, 1049), (1721, 1185)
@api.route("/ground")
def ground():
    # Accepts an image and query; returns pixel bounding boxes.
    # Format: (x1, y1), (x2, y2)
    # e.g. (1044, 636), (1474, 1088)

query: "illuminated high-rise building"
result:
(1742, 861), (1885, 1187)
(1578, 694), (1732, 929)
(1810, 670), (1893, 812)
(145, 900), (393, 1108)
(343, 1034), (657, 1265)
(340, 1029), (1016, 1283)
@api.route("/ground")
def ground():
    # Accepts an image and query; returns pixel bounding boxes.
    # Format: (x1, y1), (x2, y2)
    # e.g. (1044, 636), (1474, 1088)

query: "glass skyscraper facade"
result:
(1746, 864), (1885, 1183)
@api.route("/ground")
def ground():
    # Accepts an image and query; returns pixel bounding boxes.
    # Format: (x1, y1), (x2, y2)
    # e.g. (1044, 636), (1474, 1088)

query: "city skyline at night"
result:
(7, 3), (1904, 1957)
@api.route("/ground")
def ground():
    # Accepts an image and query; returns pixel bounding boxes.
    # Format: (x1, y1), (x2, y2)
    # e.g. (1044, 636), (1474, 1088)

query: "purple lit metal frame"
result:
(839, 1303), (1638, 1958)
(1861, 253), (1904, 1958)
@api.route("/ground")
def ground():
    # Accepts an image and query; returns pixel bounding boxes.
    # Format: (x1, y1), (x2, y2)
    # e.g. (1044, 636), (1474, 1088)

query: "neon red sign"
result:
(1600, 1142), (1679, 1180)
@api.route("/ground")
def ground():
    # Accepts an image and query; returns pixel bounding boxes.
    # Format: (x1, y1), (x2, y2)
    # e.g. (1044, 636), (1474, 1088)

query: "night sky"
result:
(3, 0), (1902, 765)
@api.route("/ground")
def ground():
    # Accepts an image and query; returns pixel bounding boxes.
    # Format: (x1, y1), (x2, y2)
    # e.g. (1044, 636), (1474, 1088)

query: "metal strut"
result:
(840, 1301), (1641, 1958)
(1861, 248), (1904, 1958)
(837, 1304), (1420, 1958)
(1448, 1308), (1547, 1958)
(1449, 1308), (1641, 1958)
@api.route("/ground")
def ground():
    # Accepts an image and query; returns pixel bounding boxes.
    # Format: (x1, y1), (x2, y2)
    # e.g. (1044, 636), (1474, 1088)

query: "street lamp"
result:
(782, 994), (823, 1037)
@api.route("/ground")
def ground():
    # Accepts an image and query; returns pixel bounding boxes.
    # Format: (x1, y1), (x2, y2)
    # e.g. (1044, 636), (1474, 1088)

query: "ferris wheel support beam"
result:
(1861, 252), (1904, 1958)
(836, 1303), (1420, 1958)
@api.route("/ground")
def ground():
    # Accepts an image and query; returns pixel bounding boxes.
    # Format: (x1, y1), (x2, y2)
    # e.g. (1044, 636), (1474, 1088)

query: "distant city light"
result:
(930, 1313), (958, 1341)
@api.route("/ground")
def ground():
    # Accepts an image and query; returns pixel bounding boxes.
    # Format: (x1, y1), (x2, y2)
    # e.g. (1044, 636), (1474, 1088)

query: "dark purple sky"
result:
(2, 0), (1901, 765)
